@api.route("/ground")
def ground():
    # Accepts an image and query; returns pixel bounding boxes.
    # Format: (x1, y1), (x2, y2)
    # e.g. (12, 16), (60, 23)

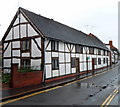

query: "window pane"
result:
(26, 40), (30, 50)
(71, 58), (76, 68)
(22, 39), (30, 51)
(51, 40), (55, 51)
(22, 41), (26, 50)
(21, 59), (30, 68)
(98, 58), (101, 65)
(52, 58), (59, 70)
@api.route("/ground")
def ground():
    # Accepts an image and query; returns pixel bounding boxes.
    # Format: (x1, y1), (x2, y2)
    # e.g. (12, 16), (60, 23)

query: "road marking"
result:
(1, 65), (118, 105)
(105, 90), (118, 107)
(101, 85), (119, 107)
(0, 85), (62, 105)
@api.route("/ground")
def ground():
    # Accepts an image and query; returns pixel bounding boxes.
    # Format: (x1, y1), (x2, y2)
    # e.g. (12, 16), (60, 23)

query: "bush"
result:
(2, 73), (11, 83)
(18, 67), (34, 73)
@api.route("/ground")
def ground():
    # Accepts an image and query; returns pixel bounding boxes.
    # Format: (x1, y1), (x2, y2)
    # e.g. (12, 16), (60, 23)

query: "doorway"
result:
(92, 58), (95, 75)
(76, 58), (80, 79)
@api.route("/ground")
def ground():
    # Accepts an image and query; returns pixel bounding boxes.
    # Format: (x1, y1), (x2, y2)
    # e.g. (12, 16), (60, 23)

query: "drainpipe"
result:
(85, 48), (88, 76)
(41, 37), (45, 86)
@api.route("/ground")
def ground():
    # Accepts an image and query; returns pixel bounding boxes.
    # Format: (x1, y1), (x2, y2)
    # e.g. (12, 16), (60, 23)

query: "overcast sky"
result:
(0, 0), (119, 48)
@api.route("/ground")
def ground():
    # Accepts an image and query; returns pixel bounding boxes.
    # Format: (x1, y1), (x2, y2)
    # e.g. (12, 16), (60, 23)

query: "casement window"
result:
(75, 45), (79, 53)
(71, 58), (76, 68)
(22, 39), (30, 51)
(51, 40), (59, 51)
(89, 47), (94, 54)
(103, 58), (106, 64)
(98, 49), (101, 55)
(52, 57), (59, 70)
(75, 45), (83, 53)
(98, 58), (101, 65)
(107, 51), (109, 56)
(94, 58), (97, 65)
(21, 59), (30, 68)
(103, 50), (106, 55)
(80, 46), (83, 53)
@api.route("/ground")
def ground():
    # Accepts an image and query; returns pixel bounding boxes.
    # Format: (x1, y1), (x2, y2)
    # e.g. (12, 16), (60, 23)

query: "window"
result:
(22, 39), (30, 51)
(75, 45), (79, 53)
(71, 58), (76, 68)
(52, 57), (59, 70)
(89, 47), (94, 54)
(107, 51), (109, 56)
(51, 40), (59, 51)
(103, 58), (106, 64)
(75, 45), (83, 53)
(98, 58), (101, 65)
(80, 46), (83, 53)
(98, 49), (101, 55)
(94, 58), (97, 65)
(21, 59), (30, 68)
(103, 50), (106, 55)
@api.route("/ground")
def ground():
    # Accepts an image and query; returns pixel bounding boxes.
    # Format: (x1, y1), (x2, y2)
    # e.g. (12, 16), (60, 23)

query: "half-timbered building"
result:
(106, 41), (119, 64)
(2, 8), (110, 83)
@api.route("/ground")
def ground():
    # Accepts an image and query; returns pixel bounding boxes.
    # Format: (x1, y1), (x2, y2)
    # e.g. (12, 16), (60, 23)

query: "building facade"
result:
(2, 8), (110, 82)
(106, 41), (119, 64)
(0, 41), (2, 70)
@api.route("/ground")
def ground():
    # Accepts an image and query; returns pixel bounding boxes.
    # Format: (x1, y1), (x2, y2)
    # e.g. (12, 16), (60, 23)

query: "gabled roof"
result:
(3, 7), (109, 51)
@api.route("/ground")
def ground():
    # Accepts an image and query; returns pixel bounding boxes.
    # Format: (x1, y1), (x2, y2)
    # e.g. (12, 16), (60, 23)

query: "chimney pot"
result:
(109, 40), (113, 47)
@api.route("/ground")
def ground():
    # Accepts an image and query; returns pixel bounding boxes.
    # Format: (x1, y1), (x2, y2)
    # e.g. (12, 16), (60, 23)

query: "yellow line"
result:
(1, 66), (117, 105)
(100, 88), (118, 107)
(101, 85), (119, 107)
(0, 86), (62, 105)
(105, 90), (118, 107)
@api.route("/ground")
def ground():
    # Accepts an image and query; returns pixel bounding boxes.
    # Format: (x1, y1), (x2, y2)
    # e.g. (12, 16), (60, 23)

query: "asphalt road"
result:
(2, 63), (120, 106)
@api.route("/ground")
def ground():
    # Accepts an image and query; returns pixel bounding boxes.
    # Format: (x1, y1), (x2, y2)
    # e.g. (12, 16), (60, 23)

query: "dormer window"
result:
(89, 47), (94, 54)
(98, 49), (101, 55)
(75, 45), (83, 53)
(51, 40), (59, 51)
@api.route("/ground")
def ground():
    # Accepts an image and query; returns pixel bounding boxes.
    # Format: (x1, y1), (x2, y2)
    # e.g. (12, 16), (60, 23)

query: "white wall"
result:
(45, 39), (110, 79)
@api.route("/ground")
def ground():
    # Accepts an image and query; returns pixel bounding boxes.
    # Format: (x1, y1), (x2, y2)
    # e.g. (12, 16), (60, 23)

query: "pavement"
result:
(1, 63), (119, 103)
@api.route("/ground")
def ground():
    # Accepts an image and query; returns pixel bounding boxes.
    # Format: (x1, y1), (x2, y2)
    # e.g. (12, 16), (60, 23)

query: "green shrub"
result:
(2, 73), (11, 83)
(18, 67), (34, 73)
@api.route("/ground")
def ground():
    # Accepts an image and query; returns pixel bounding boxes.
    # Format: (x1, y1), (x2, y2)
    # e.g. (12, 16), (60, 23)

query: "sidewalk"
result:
(1, 63), (119, 101)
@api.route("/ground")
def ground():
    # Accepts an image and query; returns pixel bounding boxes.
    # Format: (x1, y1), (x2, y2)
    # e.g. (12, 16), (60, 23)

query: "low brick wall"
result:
(10, 64), (43, 88)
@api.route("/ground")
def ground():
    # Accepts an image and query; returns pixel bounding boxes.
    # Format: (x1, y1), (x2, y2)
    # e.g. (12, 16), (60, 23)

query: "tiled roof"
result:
(20, 8), (108, 50)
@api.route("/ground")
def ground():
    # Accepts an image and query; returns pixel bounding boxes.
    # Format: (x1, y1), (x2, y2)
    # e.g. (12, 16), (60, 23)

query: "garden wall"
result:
(10, 64), (43, 88)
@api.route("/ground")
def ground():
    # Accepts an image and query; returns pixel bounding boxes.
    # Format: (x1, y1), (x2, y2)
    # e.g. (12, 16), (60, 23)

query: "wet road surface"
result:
(2, 63), (120, 106)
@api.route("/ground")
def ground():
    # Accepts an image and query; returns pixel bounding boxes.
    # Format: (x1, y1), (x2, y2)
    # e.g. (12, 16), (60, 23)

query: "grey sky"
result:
(0, 0), (119, 48)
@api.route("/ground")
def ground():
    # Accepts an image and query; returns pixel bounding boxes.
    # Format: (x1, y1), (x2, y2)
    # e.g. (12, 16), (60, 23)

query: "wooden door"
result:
(92, 58), (95, 75)
(106, 58), (108, 67)
(76, 58), (80, 78)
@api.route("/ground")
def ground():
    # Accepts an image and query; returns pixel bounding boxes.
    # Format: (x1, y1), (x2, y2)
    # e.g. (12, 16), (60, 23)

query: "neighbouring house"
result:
(0, 41), (2, 70)
(106, 41), (119, 64)
(2, 7), (110, 85)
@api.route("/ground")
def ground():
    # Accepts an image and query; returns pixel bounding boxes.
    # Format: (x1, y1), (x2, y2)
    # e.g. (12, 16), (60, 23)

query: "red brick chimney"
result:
(109, 40), (113, 47)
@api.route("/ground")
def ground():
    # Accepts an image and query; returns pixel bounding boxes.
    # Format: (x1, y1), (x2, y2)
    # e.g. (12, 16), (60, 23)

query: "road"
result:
(2, 63), (120, 106)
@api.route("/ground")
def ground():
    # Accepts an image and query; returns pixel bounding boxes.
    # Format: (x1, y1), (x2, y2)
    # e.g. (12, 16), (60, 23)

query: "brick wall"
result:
(10, 64), (43, 88)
